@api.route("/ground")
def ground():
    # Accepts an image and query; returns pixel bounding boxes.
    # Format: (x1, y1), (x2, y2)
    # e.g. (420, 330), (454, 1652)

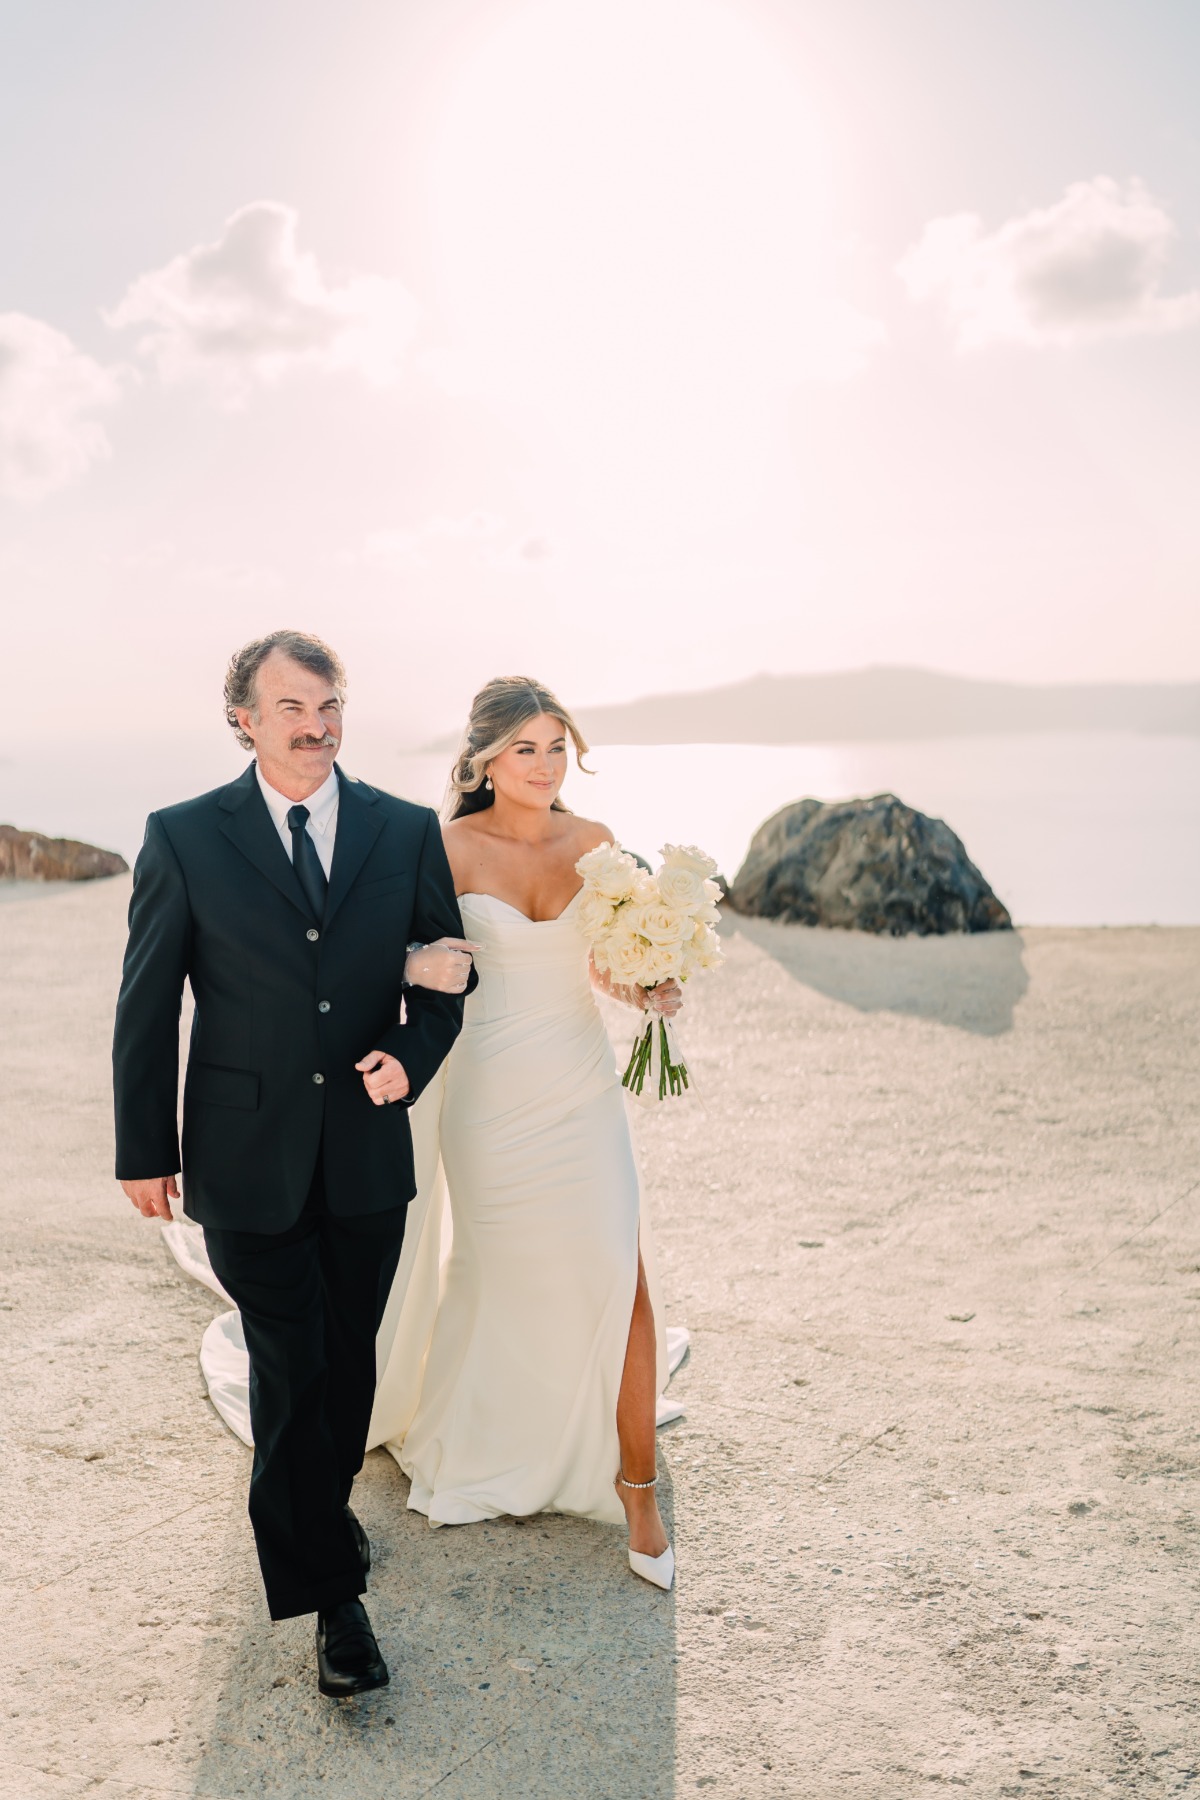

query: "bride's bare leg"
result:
(615, 1251), (670, 1558)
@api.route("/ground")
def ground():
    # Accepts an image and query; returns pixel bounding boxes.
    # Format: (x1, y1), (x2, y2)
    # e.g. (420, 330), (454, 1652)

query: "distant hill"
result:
(556, 667), (1200, 745)
(421, 668), (1200, 751)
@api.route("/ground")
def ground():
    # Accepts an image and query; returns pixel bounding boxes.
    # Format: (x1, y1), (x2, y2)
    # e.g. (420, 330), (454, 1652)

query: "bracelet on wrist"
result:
(402, 941), (427, 990)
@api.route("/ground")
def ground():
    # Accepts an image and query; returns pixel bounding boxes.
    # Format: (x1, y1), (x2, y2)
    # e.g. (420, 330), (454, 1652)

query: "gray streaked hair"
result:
(445, 675), (592, 820)
(224, 630), (347, 750)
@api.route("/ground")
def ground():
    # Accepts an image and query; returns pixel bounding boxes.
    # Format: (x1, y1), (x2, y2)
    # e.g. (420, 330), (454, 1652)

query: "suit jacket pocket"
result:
(189, 1062), (260, 1110)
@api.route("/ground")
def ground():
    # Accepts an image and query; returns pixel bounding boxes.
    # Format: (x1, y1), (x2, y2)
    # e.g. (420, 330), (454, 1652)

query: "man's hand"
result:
(121, 1176), (179, 1221)
(355, 1050), (412, 1106)
(404, 937), (480, 995)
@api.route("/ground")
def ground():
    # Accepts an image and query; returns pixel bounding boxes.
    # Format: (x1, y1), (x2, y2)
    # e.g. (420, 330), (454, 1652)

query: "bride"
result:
(372, 675), (679, 1588)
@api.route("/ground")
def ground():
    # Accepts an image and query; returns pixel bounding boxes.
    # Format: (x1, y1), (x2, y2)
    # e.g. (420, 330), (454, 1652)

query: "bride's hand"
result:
(641, 980), (683, 1018)
(405, 938), (481, 994)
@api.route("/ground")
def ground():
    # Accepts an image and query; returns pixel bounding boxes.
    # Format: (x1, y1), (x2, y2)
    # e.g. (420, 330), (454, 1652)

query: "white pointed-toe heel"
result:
(628, 1543), (675, 1590)
(617, 1471), (675, 1591)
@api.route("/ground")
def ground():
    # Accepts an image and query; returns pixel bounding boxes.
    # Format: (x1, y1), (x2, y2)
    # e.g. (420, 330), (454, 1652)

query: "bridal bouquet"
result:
(575, 841), (724, 1103)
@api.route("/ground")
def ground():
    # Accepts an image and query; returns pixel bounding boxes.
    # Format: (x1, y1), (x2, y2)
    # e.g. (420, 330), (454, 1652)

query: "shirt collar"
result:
(255, 763), (340, 835)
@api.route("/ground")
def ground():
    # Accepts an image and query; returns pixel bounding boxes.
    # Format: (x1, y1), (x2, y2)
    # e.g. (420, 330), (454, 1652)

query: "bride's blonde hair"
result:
(445, 676), (592, 820)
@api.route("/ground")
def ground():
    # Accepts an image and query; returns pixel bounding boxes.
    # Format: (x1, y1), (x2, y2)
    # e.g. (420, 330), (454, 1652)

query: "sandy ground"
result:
(1, 876), (1198, 1800)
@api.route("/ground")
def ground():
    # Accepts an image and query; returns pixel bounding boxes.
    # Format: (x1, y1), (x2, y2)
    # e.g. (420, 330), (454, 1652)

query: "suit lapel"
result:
(217, 764), (315, 920)
(325, 767), (385, 928)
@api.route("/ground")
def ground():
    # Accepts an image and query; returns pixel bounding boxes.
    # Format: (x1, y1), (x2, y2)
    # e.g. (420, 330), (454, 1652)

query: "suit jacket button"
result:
(318, 1000), (331, 1014)
(312, 1072), (325, 1085)
(306, 927), (320, 942)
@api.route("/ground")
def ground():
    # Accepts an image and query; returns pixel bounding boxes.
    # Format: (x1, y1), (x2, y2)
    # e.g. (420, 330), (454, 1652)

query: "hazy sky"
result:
(3, 0), (1199, 763)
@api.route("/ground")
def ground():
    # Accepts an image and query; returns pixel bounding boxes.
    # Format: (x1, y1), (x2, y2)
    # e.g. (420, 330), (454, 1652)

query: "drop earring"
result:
(484, 775), (493, 791)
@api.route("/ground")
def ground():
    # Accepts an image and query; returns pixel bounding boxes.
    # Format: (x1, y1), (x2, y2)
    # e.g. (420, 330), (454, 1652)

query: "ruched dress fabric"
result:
(373, 890), (649, 1528)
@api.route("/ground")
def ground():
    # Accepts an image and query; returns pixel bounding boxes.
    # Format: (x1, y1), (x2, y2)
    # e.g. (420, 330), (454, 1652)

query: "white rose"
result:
(630, 868), (659, 906)
(602, 922), (656, 985)
(660, 842), (718, 880)
(576, 841), (639, 903)
(639, 941), (683, 986)
(687, 920), (725, 971)
(627, 902), (691, 949)
(654, 864), (707, 912)
(676, 922), (701, 976)
(576, 891), (619, 939)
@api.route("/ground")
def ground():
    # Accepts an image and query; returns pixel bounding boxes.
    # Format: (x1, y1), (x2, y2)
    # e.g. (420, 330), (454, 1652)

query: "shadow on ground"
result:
(189, 1451), (677, 1800)
(723, 913), (1029, 1036)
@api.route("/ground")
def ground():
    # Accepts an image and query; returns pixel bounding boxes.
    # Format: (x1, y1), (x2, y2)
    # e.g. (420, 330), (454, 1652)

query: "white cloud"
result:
(106, 202), (419, 399)
(899, 177), (1200, 348)
(0, 313), (123, 502)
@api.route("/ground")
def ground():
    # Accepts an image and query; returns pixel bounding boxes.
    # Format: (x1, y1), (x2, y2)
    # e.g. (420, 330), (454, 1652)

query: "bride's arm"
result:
(589, 953), (648, 1012)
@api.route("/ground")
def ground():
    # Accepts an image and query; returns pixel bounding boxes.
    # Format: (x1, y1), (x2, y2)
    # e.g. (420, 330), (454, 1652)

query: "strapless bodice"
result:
(449, 889), (617, 1119)
(457, 889), (591, 1025)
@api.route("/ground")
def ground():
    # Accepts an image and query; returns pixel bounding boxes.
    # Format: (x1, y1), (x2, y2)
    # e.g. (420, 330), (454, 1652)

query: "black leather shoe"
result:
(345, 1506), (370, 1575)
(316, 1600), (389, 1698)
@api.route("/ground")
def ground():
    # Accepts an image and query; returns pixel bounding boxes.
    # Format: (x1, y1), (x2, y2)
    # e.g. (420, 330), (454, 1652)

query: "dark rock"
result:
(0, 825), (129, 882)
(727, 793), (1011, 936)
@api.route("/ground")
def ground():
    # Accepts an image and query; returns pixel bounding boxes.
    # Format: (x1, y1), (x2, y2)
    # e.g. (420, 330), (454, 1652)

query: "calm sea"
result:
(4, 733), (1197, 927)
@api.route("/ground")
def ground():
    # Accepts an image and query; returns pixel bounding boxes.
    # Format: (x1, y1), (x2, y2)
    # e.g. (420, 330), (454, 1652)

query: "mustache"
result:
(290, 733), (338, 750)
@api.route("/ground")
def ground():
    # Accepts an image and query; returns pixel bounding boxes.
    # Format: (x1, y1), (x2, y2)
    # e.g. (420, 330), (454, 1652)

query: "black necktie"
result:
(287, 804), (328, 919)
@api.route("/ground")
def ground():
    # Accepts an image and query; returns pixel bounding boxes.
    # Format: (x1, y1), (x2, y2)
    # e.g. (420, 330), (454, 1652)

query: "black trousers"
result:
(203, 1151), (407, 1622)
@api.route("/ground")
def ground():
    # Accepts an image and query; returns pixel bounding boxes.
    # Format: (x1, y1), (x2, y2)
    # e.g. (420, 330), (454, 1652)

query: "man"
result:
(113, 630), (474, 1697)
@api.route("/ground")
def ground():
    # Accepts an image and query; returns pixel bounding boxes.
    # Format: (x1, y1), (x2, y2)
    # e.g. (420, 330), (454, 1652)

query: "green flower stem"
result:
(620, 1012), (691, 1102)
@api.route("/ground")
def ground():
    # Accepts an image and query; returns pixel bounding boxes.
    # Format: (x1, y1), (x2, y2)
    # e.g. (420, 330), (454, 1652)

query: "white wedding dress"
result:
(165, 888), (686, 1527)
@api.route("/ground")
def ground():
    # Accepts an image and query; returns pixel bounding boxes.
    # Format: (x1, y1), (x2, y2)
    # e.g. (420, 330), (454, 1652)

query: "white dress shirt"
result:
(256, 764), (340, 880)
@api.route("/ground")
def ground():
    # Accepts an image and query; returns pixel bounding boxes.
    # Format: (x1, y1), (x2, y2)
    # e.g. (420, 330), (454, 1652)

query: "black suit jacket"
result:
(113, 762), (472, 1232)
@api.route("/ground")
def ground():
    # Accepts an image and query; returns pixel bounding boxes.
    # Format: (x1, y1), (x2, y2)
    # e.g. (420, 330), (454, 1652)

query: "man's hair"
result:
(224, 630), (347, 750)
